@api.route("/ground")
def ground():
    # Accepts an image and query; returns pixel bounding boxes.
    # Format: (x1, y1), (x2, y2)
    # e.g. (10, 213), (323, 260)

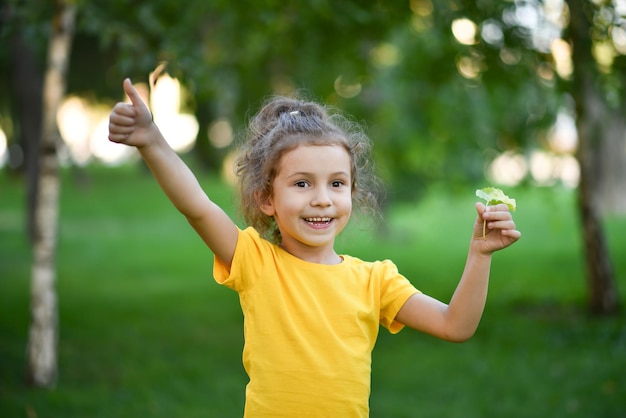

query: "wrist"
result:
(468, 241), (494, 259)
(136, 123), (165, 150)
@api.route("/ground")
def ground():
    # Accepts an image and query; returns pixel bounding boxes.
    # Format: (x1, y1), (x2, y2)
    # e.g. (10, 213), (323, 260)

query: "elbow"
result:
(448, 334), (473, 343)
(443, 327), (477, 343)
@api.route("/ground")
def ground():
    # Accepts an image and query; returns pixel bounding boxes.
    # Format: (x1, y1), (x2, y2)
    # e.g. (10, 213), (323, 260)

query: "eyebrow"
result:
(286, 171), (351, 178)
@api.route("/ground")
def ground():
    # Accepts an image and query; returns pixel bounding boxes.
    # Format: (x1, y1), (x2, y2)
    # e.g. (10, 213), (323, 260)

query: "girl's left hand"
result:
(472, 202), (521, 254)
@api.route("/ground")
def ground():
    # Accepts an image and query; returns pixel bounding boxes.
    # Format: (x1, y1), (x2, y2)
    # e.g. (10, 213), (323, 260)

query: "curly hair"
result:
(234, 95), (382, 243)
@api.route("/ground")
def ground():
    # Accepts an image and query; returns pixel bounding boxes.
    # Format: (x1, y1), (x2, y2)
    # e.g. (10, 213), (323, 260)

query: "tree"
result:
(567, 0), (620, 314)
(359, 2), (559, 198)
(0, 0), (410, 387)
(1, 1), (47, 242)
(456, 0), (622, 314)
(1, 7), (621, 387)
(26, 0), (76, 387)
(359, 0), (621, 313)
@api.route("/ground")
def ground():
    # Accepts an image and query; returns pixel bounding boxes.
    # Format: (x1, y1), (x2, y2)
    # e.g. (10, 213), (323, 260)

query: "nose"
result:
(311, 186), (332, 207)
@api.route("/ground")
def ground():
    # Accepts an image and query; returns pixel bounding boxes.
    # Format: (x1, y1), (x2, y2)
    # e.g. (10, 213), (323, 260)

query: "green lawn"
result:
(1, 165), (625, 417)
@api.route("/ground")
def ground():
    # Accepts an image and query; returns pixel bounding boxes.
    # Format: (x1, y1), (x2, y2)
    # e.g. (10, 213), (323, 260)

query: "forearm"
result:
(138, 126), (211, 220)
(396, 203), (519, 342)
(444, 245), (492, 340)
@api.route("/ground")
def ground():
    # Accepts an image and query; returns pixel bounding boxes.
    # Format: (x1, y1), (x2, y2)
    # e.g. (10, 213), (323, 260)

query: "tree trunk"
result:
(567, 0), (620, 315)
(7, 2), (45, 243)
(26, 0), (76, 388)
(194, 98), (224, 172)
(595, 109), (626, 215)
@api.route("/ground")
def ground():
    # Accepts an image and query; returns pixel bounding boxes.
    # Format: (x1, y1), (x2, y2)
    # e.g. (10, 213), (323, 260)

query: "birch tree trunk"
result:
(567, 0), (620, 315)
(26, 0), (76, 388)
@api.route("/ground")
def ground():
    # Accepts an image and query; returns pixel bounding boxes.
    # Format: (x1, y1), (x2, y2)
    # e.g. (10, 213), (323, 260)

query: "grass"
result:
(1, 164), (625, 417)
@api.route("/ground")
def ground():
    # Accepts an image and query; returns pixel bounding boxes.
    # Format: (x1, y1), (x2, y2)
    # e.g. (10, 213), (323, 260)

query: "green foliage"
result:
(1, 0), (625, 197)
(359, 1), (561, 198)
(1, 168), (625, 417)
(68, 0), (560, 170)
(74, 1), (407, 100)
(476, 186), (516, 211)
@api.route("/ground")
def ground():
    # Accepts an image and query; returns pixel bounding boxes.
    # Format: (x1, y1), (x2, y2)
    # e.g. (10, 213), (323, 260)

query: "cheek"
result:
(339, 192), (353, 212)
(266, 190), (300, 217)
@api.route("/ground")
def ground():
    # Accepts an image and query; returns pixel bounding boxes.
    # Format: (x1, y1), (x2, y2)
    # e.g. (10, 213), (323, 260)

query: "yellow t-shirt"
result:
(213, 227), (420, 417)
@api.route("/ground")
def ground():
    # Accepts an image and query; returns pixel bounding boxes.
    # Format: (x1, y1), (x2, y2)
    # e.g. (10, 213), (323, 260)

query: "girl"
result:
(108, 78), (520, 417)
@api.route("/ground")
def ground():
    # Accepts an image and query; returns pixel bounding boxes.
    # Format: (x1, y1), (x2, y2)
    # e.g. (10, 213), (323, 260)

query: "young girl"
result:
(108, 78), (520, 417)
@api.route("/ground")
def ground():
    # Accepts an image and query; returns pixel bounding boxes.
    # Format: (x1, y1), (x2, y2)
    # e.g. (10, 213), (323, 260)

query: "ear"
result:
(256, 192), (275, 216)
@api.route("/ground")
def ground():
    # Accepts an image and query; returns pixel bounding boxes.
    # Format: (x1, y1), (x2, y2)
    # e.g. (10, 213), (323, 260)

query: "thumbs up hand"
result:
(108, 78), (155, 148)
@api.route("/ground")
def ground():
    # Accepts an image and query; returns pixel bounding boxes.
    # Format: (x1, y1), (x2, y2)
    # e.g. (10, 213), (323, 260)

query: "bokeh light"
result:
(0, 126), (7, 167)
(151, 74), (199, 154)
(452, 18), (478, 45)
(370, 43), (400, 68)
(208, 118), (234, 149)
(481, 20), (504, 46)
(551, 38), (573, 79)
(90, 117), (137, 165)
(334, 76), (362, 99)
(456, 55), (482, 79)
(488, 151), (528, 186)
(57, 96), (93, 165)
(53, 72), (199, 166)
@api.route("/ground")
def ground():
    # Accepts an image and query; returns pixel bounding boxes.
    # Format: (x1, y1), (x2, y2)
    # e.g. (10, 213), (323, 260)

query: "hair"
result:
(234, 95), (382, 243)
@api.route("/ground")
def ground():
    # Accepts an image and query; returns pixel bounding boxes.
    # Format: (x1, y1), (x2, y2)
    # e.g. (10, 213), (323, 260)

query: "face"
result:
(260, 144), (353, 263)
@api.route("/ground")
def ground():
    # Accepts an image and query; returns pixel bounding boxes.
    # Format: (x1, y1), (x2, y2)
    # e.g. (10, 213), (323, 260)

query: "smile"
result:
(304, 217), (332, 225)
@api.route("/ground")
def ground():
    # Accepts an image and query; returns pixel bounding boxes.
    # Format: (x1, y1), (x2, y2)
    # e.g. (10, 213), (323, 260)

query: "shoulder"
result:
(340, 255), (403, 279)
(341, 254), (399, 270)
(214, 226), (277, 290)
(239, 226), (271, 248)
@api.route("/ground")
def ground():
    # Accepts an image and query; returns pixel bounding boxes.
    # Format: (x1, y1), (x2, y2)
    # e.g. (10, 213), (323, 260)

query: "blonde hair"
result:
(235, 96), (381, 243)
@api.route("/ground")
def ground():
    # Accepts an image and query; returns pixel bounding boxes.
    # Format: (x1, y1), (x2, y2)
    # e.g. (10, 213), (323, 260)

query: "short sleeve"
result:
(376, 259), (421, 334)
(213, 227), (267, 292)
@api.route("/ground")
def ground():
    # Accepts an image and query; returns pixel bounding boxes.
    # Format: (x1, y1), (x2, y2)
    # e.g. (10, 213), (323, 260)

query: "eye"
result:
(331, 180), (345, 188)
(294, 181), (309, 188)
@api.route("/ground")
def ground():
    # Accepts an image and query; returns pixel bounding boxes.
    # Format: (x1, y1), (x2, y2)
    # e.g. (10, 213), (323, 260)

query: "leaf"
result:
(476, 187), (516, 211)
(475, 187), (517, 240)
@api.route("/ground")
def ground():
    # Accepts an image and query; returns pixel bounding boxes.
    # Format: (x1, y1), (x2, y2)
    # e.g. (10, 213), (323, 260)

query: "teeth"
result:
(305, 217), (331, 222)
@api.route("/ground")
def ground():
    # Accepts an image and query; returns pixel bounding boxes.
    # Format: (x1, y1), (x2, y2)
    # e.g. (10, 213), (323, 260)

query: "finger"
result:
(482, 208), (513, 221)
(108, 122), (134, 140)
(111, 102), (135, 116)
(109, 110), (137, 127)
(123, 78), (146, 108)
(108, 122), (135, 135)
(486, 219), (517, 232)
(502, 229), (522, 240)
(108, 132), (130, 143)
(486, 203), (511, 212)
(475, 202), (486, 217)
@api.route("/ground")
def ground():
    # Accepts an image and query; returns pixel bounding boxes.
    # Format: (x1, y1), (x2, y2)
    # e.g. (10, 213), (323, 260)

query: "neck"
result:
(279, 244), (342, 265)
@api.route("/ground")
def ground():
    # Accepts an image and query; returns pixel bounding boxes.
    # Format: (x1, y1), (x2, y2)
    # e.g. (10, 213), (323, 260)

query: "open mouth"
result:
(304, 217), (332, 226)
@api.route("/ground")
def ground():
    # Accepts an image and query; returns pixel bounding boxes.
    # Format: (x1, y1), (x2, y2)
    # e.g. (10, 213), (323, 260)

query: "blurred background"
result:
(1, 0), (625, 417)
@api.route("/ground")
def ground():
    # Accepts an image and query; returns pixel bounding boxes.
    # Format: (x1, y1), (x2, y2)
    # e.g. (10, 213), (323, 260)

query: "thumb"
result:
(475, 202), (486, 218)
(123, 78), (146, 108)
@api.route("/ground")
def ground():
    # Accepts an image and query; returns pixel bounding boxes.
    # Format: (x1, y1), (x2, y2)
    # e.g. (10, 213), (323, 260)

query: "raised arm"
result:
(108, 78), (238, 267)
(395, 202), (521, 342)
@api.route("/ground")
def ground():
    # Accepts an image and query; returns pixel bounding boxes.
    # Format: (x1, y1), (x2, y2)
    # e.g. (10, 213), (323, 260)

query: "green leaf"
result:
(476, 187), (517, 211)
